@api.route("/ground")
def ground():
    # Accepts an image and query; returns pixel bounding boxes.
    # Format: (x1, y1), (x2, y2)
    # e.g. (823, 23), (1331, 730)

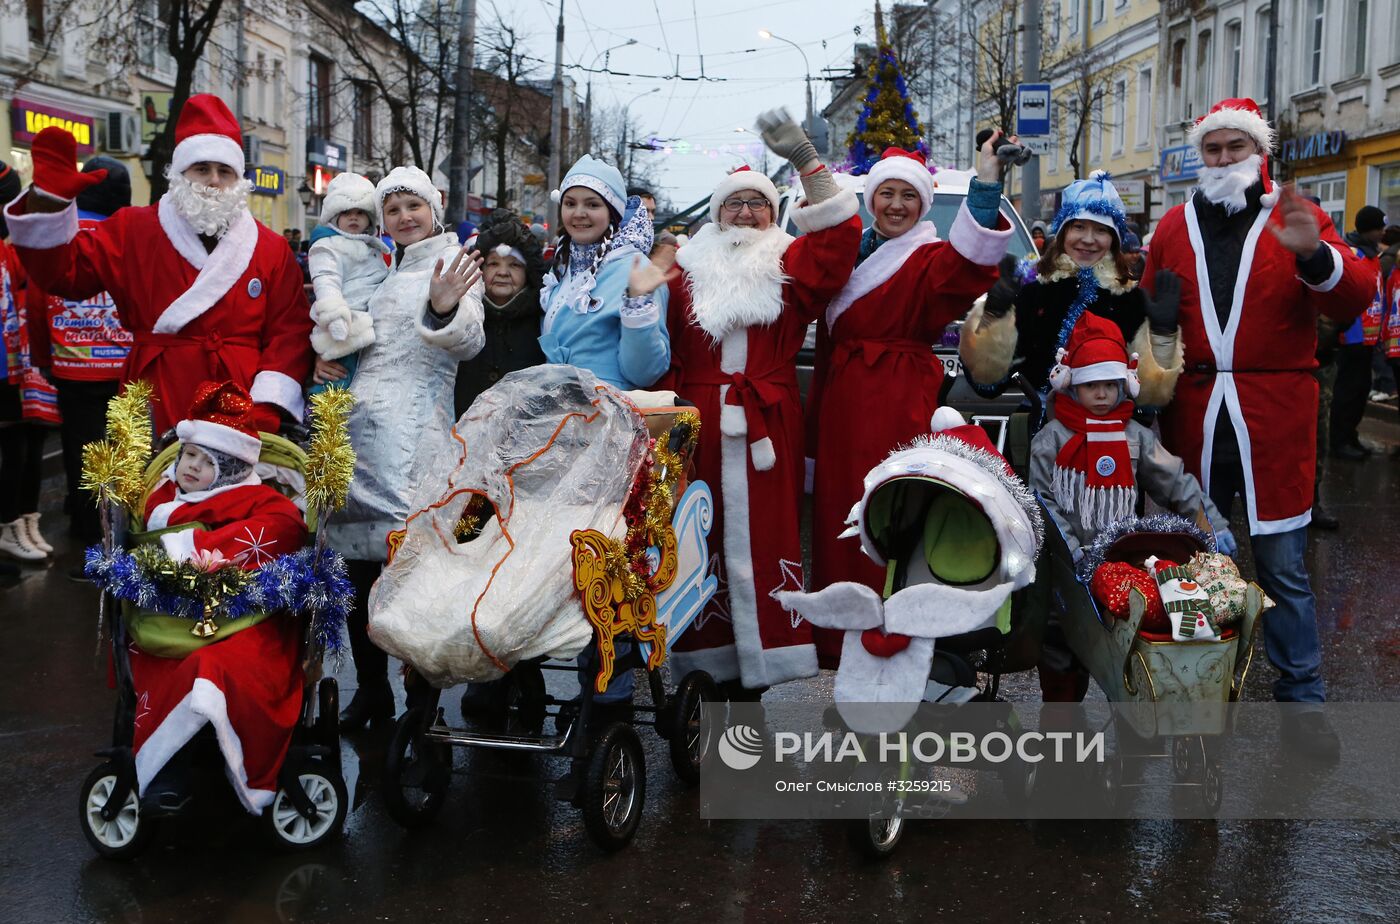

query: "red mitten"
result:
(1090, 561), (1168, 632)
(30, 127), (106, 201)
(246, 402), (284, 435)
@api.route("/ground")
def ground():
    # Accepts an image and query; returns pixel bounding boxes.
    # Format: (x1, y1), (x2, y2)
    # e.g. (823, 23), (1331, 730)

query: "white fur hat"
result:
(375, 166), (444, 227)
(865, 147), (935, 218)
(320, 172), (378, 227)
(709, 166), (781, 224)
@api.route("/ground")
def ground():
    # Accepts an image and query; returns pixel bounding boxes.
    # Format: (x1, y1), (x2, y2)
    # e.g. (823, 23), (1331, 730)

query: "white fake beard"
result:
(1195, 154), (1261, 216)
(168, 172), (253, 237)
(676, 223), (793, 342)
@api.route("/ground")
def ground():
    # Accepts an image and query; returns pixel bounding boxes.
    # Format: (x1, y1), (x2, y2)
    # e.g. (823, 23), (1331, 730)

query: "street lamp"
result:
(587, 39), (637, 155)
(758, 29), (813, 139)
(619, 87), (660, 182)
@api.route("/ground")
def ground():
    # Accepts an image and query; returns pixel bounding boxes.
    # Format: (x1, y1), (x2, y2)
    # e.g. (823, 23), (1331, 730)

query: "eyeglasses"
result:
(721, 197), (772, 213)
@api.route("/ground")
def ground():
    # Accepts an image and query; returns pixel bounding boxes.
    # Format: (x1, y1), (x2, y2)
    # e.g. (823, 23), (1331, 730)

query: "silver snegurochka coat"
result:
(324, 231), (486, 561)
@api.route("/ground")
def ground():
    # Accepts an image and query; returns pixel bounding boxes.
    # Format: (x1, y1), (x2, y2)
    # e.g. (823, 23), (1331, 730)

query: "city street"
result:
(2, 411), (1398, 924)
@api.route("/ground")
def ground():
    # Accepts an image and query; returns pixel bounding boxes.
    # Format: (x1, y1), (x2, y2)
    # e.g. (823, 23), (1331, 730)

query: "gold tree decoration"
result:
(304, 387), (357, 539)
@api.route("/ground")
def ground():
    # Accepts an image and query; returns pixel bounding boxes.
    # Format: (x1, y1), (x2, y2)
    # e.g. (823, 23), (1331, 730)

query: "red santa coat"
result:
(1143, 198), (1373, 534)
(661, 193), (861, 689)
(129, 476), (308, 813)
(4, 197), (312, 432)
(807, 206), (1012, 667)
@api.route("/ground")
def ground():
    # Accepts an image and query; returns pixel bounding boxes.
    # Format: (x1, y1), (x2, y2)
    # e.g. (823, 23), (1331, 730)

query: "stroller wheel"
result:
(382, 708), (451, 828)
(1000, 761), (1038, 813)
(1171, 737), (1196, 780)
(581, 722), (645, 851)
(1098, 754), (1123, 811)
(263, 767), (348, 851)
(847, 815), (905, 859)
(1201, 760), (1224, 814)
(80, 763), (155, 860)
(667, 671), (717, 786)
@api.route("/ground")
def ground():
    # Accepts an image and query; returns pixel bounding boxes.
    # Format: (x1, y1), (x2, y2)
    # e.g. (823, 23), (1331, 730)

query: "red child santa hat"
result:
(708, 165), (782, 224)
(1048, 311), (1141, 399)
(1187, 97), (1278, 207)
(175, 380), (264, 466)
(169, 94), (245, 177)
(865, 147), (935, 218)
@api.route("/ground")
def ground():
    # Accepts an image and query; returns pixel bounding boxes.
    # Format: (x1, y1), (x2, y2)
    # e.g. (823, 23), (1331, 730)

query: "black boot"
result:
(338, 680), (394, 733)
(1281, 711), (1341, 762)
(1311, 486), (1339, 530)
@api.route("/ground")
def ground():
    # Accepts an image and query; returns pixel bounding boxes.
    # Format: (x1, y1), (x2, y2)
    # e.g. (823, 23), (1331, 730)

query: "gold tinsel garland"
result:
(81, 380), (154, 516)
(304, 387), (357, 518)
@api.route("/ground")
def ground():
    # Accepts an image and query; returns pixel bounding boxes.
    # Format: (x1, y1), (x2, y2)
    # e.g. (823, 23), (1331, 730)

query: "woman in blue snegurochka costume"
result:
(539, 155), (676, 391)
(958, 170), (1186, 411)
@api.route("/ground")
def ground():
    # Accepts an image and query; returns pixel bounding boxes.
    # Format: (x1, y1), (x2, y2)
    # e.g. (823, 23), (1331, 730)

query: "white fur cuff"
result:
(159, 529), (199, 563)
(311, 313), (375, 361)
(789, 187), (859, 234)
(4, 197), (78, 249)
(750, 436), (775, 472)
(1299, 242), (1345, 293)
(948, 201), (1012, 266)
(250, 370), (306, 422)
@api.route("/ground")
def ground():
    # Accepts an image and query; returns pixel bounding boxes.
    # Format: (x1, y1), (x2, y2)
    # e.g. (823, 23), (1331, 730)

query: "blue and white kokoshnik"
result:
(1051, 170), (1129, 241)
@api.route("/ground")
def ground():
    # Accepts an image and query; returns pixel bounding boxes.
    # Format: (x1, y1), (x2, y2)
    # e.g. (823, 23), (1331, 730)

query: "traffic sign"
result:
(1016, 83), (1051, 138)
(1023, 137), (1051, 156)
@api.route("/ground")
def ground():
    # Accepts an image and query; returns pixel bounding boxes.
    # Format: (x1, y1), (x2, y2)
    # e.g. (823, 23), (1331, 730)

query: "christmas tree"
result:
(844, 2), (929, 174)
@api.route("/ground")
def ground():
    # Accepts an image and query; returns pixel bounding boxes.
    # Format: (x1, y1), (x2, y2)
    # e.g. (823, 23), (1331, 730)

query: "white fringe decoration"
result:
(1052, 465), (1137, 533)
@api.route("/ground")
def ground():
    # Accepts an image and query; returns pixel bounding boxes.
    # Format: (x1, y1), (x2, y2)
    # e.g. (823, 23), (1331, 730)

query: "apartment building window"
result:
(256, 51), (268, 123)
(1344, 0), (1369, 77)
(1306, 0), (1325, 87)
(1169, 38), (1187, 121)
(308, 54), (332, 139)
(272, 60), (284, 128)
(1049, 0), (1061, 47)
(137, 0), (174, 76)
(353, 81), (374, 161)
(1193, 30), (1213, 119)
(1069, 0), (1080, 34)
(1226, 21), (1242, 98)
(1112, 78), (1125, 155)
(27, 0), (43, 41)
(1135, 67), (1151, 147)
(1088, 97), (1103, 165)
(1297, 173), (1346, 229)
(1254, 7), (1273, 102)
(1093, 0), (1105, 24)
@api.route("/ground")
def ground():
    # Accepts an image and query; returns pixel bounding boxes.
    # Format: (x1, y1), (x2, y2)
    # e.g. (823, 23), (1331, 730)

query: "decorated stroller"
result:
(369, 365), (718, 851)
(78, 385), (354, 858)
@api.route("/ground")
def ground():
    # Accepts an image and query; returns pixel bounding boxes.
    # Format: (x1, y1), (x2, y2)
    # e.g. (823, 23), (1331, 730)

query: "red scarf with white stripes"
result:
(1051, 392), (1136, 532)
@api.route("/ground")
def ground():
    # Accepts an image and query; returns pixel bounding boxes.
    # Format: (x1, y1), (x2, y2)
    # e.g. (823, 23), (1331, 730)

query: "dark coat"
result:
(453, 287), (546, 417)
(1011, 272), (1148, 391)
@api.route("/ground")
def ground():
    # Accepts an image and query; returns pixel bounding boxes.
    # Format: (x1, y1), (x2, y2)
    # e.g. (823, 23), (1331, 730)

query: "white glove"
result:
(312, 296), (352, 340)
(329, 318), (349, 341)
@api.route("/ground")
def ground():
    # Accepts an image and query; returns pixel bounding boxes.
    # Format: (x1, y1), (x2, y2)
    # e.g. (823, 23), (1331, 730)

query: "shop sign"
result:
(1279, 131), (1346, 164)
(246, 165), (285, 196)
(11, 99), (95, 153)
(307, 137), (346, 172)
(1159, 144), (1201, 183)
(1116, 180), (1146, 214)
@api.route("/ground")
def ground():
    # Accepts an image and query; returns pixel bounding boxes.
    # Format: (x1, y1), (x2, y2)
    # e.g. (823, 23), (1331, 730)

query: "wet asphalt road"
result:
(3, 412), (1400, 924)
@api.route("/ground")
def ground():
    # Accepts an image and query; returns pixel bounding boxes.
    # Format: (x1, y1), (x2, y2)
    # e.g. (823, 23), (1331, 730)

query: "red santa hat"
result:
(175, 380), (264, 465)
(709, 166), (781, 224)
(1187, 97), (1278, 207)
(865, 147), (934, 218)
(169, 94), (246, 177)
(1047, 311), (1141, 398)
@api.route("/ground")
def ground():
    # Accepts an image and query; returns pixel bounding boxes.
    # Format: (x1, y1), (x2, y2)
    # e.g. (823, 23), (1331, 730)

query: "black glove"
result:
(1142, 269), (1182, 334)
(982, 255), (1022, 319)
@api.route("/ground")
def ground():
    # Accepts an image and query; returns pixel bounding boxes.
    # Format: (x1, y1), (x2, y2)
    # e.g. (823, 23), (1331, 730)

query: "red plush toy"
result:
(1090, 561), (1168, 632)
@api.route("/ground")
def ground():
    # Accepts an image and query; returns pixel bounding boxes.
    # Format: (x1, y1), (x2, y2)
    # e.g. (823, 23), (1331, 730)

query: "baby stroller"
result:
(79, 431), (349, 859)
(369, 365), (719, 851)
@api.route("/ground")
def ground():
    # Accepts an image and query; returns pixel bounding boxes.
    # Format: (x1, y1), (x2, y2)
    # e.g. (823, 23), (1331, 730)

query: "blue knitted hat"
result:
(1051, 170), (1129, 242)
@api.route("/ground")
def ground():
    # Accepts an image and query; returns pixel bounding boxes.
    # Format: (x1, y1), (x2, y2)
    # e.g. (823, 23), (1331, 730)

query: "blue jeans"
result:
(1208, 430), (1325, 703)
(576, 640), (636, 704)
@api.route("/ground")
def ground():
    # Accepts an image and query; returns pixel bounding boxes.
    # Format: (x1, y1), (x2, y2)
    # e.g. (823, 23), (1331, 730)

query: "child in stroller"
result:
(80, 381), (348, 857)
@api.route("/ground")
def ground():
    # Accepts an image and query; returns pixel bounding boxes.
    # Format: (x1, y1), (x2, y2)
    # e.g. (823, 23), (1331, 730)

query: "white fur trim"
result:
(377, 166), (444, 225)
(865, 157), (934, 217)
(1187, 107), (1275, 153)
(153, 202), (258, 333)
(719, 402), (747, 437)
(1259, 187), (1280, 208)
(832, 634), (935, 734)
(3, 196), (79, 248)
(146, 498), (182, 531)
(709, 171), (781, 224)
(619, 299), (661, 329)
(930, 406), (965, 431)
(1070, 360), (1129, 385)
(958, 300), (1019, 386)
(249, 370), (306, 422)
(882, 579), (1016, 638)
(171, 133), (245, 175)
(788, 187), (859, 235)
(774, 582), (884, 630)
(320, 173), (378, 226)
(676, 225), (792, 341)
(668, 643), (740, 683)
(177, 417), (263, 463)
(749, 436), (775, 472)
(826, 221), (940, 331)
(947, 201), (1012, 266)
(312, 312), (375, 361)
(1300, 242), (1345, 293)
(158, 528), (199, 562)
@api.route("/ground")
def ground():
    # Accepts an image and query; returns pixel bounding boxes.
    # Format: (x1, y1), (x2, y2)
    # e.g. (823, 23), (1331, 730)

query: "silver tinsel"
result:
(1075, 512), (1214, 583)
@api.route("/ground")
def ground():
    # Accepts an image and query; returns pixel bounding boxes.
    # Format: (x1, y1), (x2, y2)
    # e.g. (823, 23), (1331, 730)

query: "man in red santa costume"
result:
(1142, 98), (1374, 759)
(129, 380), (307, 813)
(2, 95), (312, 433)
(662, 108), (861, 696)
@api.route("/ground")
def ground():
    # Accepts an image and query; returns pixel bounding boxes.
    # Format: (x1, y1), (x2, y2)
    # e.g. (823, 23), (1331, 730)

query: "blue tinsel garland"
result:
(1052, 266), (1110, 355)
(1050, 197), (1129, 240)
(85, 544), (351, 656)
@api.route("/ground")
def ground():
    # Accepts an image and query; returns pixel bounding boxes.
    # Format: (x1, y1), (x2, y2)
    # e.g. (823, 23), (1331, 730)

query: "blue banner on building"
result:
(1159, 145), (1202, 183)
